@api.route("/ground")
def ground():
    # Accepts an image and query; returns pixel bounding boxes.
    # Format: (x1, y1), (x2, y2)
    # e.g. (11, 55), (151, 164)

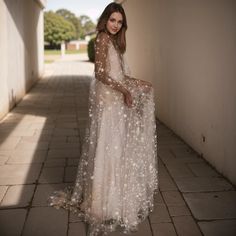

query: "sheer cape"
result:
(48, 32), (158, 236)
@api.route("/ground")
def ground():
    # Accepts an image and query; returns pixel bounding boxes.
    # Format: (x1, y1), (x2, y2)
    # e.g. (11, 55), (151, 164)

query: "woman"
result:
(48, 3), (158, 235)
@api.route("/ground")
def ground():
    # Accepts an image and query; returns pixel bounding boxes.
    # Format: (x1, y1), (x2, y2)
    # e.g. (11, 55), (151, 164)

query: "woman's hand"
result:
(138, 79), (152, 87)
(137, 79), (153, 93)
(123, 90), (133, 108)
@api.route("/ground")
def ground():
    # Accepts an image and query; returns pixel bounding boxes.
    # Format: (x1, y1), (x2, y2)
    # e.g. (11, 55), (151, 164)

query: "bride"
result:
(48, 2), (158, 235)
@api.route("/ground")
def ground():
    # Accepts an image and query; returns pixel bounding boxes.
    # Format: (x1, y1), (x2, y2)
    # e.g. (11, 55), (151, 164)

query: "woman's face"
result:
(106, 12), (123, 35)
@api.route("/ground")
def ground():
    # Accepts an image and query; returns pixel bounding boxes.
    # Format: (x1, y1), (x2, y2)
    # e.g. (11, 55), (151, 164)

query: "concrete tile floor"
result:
(0, 54), (235, 236)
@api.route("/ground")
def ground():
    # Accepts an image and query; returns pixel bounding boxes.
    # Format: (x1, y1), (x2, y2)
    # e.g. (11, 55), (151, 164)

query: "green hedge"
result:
(87, 37), (95, 62)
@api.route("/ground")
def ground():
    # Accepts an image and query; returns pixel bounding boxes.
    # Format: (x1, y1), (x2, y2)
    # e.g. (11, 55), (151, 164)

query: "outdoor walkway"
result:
(0, 54), (235, 236)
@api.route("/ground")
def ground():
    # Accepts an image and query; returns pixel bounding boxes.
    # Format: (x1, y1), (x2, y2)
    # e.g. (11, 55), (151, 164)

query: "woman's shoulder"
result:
(96, 31), (111, 45)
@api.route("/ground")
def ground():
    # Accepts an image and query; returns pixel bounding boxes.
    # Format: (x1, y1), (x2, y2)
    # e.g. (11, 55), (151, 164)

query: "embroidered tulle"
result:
(48, 32), (158, 235)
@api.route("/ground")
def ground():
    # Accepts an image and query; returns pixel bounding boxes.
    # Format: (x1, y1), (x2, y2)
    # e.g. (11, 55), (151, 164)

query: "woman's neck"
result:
(103, 29), (116, 38)
(103, 30), (121, 53)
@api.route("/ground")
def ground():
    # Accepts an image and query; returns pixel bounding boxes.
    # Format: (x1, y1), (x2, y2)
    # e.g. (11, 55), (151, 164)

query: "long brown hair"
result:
(96, 2), (128, 54)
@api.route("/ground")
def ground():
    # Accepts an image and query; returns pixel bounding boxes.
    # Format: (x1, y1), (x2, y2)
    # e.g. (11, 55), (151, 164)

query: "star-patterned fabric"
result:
(48, 31), (158, 236)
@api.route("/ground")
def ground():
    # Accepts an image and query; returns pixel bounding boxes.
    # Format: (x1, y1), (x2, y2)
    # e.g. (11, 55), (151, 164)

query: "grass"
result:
(44, 50), (60, 55)
(44, 48), (87, 55)
(44, 48), (88, 64)
(44, 60), (54, 64)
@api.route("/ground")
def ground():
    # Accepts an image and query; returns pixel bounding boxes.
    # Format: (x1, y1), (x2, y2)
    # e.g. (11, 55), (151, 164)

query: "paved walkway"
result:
(0, 54), (235, 236)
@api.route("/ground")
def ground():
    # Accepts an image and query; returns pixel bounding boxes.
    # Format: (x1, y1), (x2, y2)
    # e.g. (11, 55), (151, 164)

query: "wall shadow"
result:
(1, 0), (41, 119)
(0, 74), (91, 235)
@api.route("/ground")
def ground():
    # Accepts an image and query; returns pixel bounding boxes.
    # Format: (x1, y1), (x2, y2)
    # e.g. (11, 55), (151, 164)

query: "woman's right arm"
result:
(95, 33), (129, 94)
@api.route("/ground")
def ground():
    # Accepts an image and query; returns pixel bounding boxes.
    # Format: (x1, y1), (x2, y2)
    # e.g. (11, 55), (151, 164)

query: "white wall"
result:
(0, 0), (45, 120)
(123, 0), (236, 184)
(122, 0), (156, 83)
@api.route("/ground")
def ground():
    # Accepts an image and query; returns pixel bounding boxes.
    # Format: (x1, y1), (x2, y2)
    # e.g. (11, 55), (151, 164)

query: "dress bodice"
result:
(94, 32), (131, 94)
(106, 42), (125, 81)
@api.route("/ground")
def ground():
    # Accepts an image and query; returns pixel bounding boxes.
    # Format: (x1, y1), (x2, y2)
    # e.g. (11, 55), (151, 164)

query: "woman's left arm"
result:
(122, 55), (153, 89)
(124, 75), (153, 87)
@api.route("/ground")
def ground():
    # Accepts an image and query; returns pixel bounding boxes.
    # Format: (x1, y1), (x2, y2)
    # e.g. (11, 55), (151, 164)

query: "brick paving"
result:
(0, 54), (236, 236)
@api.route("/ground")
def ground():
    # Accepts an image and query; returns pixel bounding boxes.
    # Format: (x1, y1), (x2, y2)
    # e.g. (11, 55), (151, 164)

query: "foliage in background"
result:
(79, 15), (96, 39)
(87, 37), (95, 62)
(56, 9), (81, 39)
(44, 11), (76, 48)
(55, 9), (96, 40)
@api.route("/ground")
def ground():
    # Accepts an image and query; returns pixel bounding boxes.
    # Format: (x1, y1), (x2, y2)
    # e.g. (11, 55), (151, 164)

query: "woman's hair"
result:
(96, 2), (127, 53)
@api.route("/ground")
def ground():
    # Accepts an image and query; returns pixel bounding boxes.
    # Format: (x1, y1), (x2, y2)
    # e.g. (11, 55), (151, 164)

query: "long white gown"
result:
(48, 32), (158, 235)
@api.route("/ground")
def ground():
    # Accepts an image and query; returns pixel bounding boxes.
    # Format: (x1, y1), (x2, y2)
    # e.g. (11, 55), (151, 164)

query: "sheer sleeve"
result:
(94, 32), (128, 94)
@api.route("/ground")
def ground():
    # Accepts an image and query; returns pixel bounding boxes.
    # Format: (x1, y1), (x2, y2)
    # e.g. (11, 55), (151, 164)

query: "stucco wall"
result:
(123, 0), (236, 184)
(0, 0), (44, 120)
(122, 0), (156, 84)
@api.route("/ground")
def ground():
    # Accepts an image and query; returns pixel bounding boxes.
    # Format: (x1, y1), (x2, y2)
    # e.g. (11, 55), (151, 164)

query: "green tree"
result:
(56, 9), (80, 39)
(44, 11), (76, 48)
(79, 15), (96, 39)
